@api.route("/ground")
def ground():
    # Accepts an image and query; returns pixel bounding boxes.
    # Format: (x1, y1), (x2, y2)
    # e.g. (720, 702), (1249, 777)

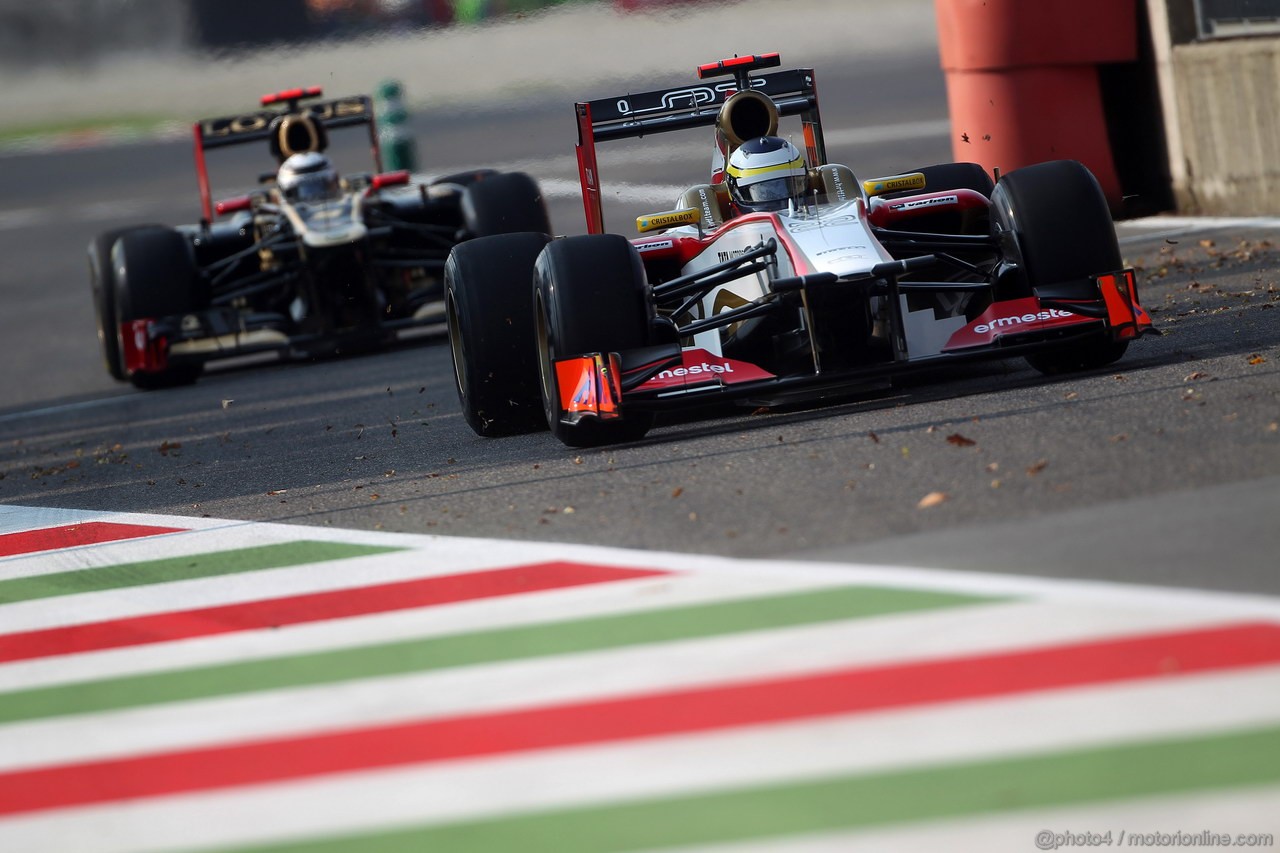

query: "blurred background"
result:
(8, 0), (1280, 218)
(0, 0), (599, 63)
(0, 0), (717, 72)
(0, 0), (881, 134)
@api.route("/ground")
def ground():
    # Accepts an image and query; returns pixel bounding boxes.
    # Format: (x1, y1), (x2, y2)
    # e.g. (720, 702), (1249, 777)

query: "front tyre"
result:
(534, 235), (654, 448)
(990, 159), (1129, 374)
(113, 226), (207, 389)
(445, 232), (551, 436)
(89, 227), (149, 381)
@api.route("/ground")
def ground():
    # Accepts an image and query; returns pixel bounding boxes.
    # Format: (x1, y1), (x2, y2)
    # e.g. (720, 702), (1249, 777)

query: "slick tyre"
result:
(886, 163), (994, 235)
(534, 234), (655, 448)
(89, 226), (158, 381)
(445, 232), (551, 436)
(113, 226), (207, 389)
(906, 162), (995, 197)
(461, 171), (552, 238)
(990, 159), (1129, 374)
(429, 168), (498, 190)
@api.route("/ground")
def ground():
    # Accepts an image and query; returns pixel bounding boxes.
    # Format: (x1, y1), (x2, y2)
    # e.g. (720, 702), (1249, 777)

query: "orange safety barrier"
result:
(934, 0), (1137, 209)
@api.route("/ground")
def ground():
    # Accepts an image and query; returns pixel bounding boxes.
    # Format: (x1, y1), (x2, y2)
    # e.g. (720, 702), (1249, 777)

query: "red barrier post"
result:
(935, 0), (1137, 208)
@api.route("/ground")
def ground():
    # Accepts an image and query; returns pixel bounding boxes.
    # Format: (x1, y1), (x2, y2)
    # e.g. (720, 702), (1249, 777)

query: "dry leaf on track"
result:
(917, 491), (949, 509)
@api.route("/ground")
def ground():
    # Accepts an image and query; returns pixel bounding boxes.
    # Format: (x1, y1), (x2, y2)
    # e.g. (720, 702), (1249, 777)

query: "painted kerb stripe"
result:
(0, 586), (995, 724)
(0, 541), (402, 604)
(0, 521), (183, 558)
(0, 563), (667, 663)
(215, 723), (1280, 853)
(3, 622), (1275, 816)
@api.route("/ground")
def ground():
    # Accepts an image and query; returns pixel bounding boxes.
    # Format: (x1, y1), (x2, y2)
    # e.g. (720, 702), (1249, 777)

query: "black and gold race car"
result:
(89, 86), (550, 388)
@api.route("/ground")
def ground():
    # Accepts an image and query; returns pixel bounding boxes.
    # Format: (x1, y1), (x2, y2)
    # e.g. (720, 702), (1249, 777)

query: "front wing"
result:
(118, 302), (443, 378)
(548, 268), (1153, 422)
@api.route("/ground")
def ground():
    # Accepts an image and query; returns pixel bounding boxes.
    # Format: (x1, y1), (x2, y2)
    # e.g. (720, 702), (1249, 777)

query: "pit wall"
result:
(1148, 0), (1280, 215)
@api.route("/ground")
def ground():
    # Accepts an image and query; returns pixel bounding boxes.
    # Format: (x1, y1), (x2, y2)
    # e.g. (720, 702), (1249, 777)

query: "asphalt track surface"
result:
(0, 3), (1277, 594)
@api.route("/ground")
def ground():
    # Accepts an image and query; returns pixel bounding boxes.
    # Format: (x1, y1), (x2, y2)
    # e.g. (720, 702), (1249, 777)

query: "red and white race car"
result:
(445, 53), (1155, 447)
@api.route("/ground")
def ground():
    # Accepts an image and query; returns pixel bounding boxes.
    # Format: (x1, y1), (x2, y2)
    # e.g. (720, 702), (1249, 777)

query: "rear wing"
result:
(574, 54), (826, 233)
(192, 90), (382, 221)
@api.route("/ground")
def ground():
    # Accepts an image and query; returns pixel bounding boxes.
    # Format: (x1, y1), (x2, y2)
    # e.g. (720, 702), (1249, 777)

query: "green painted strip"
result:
(223, 723), (1280, 853)
(0, 586), (995, 724)
(0, 542), (404, 604)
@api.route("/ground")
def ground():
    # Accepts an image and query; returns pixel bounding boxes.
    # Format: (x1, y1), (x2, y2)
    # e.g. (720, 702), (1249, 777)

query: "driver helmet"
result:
(277, 151), (340, 203)
(725, 136), (808, 213)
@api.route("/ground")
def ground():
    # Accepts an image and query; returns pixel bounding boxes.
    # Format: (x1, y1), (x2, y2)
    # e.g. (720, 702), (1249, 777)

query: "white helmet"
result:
(725, 136), (808, 212)
(277, 151), (340, 203)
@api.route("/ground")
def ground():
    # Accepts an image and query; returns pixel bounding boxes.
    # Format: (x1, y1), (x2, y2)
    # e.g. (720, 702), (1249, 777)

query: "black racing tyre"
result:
(906, 162), (995, 197)
(884, 163), (994, 235)
(429, 168), (498, 190)
(113, 226), (207, 389)
(534, 234), (655, 448)
(89, 226), (157, 381)
(990, 159), (1129, 374)
(461, 171), (552, 238)
(445, 232), (551, 436)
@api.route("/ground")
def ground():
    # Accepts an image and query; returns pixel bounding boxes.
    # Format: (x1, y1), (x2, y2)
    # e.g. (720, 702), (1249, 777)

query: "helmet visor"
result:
(736, 174), (807, 211)
(290, 174), (340, 203)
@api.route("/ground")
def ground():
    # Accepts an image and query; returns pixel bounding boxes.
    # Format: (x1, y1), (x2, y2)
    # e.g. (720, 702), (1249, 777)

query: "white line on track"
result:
(1117, 215), (1280, 245)
(0, 395), (137, 426)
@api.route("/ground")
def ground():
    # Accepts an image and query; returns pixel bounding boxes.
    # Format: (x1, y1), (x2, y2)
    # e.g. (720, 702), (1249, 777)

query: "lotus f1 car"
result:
(89, 86), (550, 388)
(445, 53), (1155, 447)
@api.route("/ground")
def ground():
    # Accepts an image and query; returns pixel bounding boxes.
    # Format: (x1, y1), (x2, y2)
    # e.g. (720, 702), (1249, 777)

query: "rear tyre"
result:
(990, 160), (1129, 374)
(429, 168), (498, 190)
(886, 163), (994, 235)
(445, 232), (551, 436)
(113, 226), (207, 389)
(534, 235), (655, 448)
(907, 162), (995, 197)
(461, 171), (552, 237)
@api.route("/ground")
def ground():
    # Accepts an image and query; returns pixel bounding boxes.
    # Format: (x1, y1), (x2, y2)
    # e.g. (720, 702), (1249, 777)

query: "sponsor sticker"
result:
(972, 308), (1076, 335)
(944, 298), (1089, 351)
(637, 209), (701, 233)
(636, 239), (675, 253)
(890, 194), (958, 211)
(862, 172), (927, 196)
(636, 348), (775, 392)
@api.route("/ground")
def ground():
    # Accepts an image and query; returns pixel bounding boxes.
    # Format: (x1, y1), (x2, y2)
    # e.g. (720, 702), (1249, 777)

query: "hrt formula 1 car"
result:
(89, 86), (550, 388)
(445, 53), (1155, 447)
